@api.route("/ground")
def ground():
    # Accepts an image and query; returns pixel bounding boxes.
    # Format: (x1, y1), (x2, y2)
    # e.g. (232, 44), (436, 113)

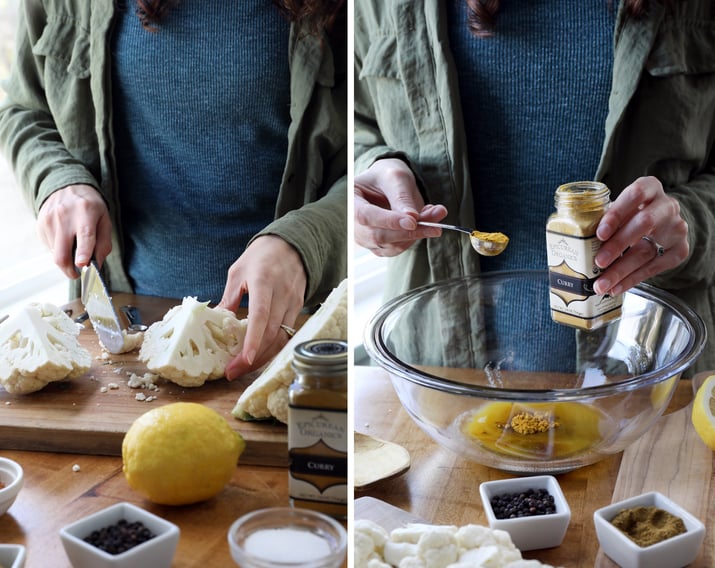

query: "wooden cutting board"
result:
(595, 380), (715, 567)
(0, 294), (289, 467)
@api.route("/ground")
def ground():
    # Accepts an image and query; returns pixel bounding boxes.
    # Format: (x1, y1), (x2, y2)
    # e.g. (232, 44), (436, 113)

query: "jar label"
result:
(546, 230), (622, 324)
(288, 406), (347, 505)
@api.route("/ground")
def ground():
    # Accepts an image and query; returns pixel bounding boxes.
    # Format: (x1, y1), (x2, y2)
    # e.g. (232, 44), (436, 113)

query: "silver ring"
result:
(280, 324), (296, 337)
(642, 236), (665, 257)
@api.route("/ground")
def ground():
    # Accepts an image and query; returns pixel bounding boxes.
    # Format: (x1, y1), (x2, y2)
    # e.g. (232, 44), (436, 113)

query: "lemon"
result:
(692, 374), (715, 450)
(122, 402), (246, 505)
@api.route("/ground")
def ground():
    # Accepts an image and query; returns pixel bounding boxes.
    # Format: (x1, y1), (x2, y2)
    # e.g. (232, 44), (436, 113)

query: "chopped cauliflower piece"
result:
(115, 329), (144, 353)
(384, 542), (420, 567)
(354, 521), (557, 568)
(417, 529), (459, 568)
(139, 297), (247, 387)
(233, 278), (347, 423)
(0, 303), (91, 394)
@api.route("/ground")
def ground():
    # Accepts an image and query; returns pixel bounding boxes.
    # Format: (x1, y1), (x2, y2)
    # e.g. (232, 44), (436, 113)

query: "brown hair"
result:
(134, 0), (344, 34)
(464, 0), (668, 37)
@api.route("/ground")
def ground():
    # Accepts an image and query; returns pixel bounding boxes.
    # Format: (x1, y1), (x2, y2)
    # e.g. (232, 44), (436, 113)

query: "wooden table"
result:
(0, 294), (345, 568)
(354, 365), (714, 567)
(0, 449), (294, 567)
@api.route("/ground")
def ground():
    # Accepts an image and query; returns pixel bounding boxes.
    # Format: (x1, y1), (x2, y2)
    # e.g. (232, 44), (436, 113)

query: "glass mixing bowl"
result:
(364, 270), (706, 474)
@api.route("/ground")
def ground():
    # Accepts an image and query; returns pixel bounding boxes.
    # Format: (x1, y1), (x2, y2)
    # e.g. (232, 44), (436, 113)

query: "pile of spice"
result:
(83, 519), (156, 555)
(501, 411), (559, 435)
(489, 488), (557, 519)
(0, 481), (5, 490)
(610, 506), (686, 547)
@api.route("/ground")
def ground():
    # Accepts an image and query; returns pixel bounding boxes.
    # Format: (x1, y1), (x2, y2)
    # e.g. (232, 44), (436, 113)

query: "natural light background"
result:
(352, 246), (387, 365)
(0, 0), (68, 317)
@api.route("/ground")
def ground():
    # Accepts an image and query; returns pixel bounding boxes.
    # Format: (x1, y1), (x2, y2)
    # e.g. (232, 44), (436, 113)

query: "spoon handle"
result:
(417, 221), (472, 235)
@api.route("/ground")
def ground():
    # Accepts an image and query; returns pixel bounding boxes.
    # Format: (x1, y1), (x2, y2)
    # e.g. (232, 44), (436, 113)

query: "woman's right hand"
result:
(354, 158), (448, 256)
(37, 184), (113, 278)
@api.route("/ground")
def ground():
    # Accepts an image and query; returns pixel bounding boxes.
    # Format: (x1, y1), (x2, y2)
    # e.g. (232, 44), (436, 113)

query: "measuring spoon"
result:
(418, 221), (509, 256)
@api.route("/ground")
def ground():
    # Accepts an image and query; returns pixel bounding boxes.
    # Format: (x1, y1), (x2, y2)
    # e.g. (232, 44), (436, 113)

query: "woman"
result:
(354, 0), (715, 372)
(0, 0), (347, 378)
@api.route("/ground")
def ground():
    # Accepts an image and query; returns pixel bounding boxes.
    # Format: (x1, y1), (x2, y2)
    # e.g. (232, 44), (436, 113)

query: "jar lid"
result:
(292, 339), (348, 375)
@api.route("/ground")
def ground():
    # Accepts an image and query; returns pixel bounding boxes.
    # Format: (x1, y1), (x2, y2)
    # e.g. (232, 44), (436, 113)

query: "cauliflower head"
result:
(233, 278), (347, 423)
(139, 297), (248, 387)
(0, 302), (91, 394)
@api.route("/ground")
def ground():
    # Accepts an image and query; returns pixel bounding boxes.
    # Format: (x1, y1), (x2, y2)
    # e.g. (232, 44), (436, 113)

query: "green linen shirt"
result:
(355, 0), (715, 373)
(0, 0), (347, 307)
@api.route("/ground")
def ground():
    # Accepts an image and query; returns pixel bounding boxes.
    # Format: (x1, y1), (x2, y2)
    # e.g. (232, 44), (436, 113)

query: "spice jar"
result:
(546, 181), (623, 330)
(288, 339), (347, 519)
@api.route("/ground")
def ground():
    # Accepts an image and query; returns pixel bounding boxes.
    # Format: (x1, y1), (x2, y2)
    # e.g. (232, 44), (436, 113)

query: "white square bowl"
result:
(594, 492), (705, 568)
(0, 544), (26, 568)
(59, 502), (179, 568)
(0, 457), (24, 516)
(479, 475), (571, 551)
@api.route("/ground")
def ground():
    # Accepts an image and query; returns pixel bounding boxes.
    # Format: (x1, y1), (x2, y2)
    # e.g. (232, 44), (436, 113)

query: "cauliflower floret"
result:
(139, 297), (247, 387)
(356, 520), (558, 568)
(416, 528), (460, 568)
(384, 541), (420, 567)
(355, 520), (391, 568)
(0, 303), (91, 394)
(233, 278), (347, 422)
(398, 557), (427, 568)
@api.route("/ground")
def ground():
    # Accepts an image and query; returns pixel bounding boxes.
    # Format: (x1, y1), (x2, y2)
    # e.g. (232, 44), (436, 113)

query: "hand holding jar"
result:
(593, 176), (689, 297)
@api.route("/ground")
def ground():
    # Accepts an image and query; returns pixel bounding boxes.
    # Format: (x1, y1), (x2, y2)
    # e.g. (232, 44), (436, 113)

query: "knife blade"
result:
(80, 260), (125, 353)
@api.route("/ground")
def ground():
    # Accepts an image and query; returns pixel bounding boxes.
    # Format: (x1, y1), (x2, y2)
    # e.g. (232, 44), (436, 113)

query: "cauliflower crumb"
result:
(100, 386), (108, 393)
(107, 382), (120, 390)
(5, 401), (11, 406)
(135, 393), (146, 401)
(127, 372), (160, 391)
(72, 464), (81, 472)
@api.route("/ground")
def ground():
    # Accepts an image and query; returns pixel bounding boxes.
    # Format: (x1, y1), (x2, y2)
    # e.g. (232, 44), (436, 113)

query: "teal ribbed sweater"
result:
(111, 2), (291, 303)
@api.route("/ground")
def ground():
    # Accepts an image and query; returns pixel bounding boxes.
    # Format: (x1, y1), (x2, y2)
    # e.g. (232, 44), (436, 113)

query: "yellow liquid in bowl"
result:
(464, 401), (606, 460)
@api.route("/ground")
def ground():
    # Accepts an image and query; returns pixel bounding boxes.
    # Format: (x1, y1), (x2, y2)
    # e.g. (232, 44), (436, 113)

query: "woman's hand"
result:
(594, 176), (689, 296)
(37, 184), (113, 277)
(219, 235), (307, 380)
(354, 158), (448, 256)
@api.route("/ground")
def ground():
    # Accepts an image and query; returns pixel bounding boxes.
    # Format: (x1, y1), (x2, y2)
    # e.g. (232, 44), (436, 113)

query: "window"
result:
(352, 245), (388, 365)
(0, 0), (68, 317)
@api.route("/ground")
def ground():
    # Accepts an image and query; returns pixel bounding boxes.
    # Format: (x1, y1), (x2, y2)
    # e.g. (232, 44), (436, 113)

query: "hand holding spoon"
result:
(418, 221), (509, 256)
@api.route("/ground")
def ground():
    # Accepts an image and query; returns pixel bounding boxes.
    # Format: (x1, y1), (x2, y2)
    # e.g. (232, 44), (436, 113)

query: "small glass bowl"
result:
(479, 475), (571, 551)
(228, 507), (347, 568)
(594, 492), (705, 568)
(0, 544), (26, 568)
(59, 502), (180, 568)
(0, 457), (24, 516)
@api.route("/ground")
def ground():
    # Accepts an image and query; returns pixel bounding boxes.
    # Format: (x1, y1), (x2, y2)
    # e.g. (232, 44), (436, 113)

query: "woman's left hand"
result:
(218, 235), (306, 380)
(594, 176), (689, 296)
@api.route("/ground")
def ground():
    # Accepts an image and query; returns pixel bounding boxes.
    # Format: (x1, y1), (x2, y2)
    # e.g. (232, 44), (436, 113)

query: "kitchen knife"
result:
(80, 260), (125, 353)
